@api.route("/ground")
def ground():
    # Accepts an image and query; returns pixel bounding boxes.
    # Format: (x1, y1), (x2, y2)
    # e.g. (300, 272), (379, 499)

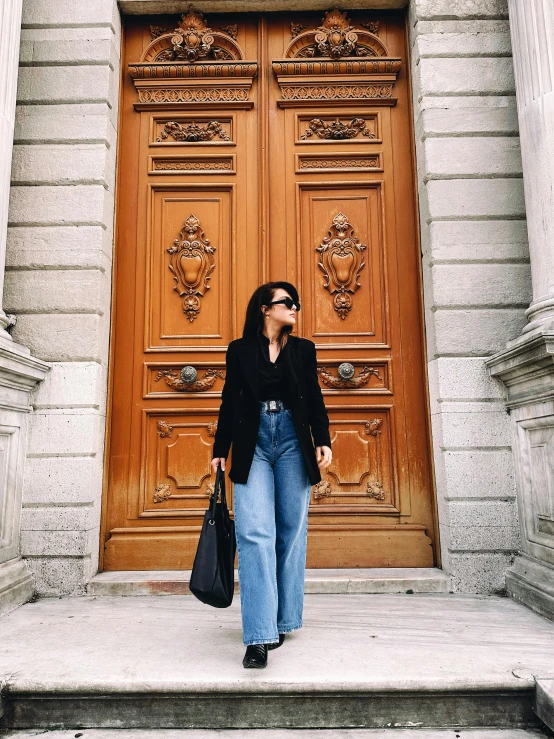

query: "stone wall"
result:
(409, 0), (529, 591)
(5, 0), (120, 595)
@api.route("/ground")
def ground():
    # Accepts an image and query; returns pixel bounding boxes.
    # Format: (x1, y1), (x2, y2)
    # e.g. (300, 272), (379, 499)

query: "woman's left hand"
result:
(316, 445), (332, 470)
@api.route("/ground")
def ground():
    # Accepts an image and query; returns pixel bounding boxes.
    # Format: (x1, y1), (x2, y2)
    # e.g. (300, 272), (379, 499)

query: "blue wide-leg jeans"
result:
(233, 406), (312, 646)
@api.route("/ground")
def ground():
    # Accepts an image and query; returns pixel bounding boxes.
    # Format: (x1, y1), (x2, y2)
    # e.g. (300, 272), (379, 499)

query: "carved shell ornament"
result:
(167, 214), (216, 322)
(316, 212), (366, 319)
(285, 9), (389, 59)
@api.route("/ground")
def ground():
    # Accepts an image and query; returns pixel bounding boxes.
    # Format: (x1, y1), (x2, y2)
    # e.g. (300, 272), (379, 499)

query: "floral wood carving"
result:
(366, 481), (385, 500)
(167, 214), (216, 322)
(284, 9), (389, 59)
(318, 365), (382, 389)
(150, 25), (171, 40)
(219, 24), (238, 40)
(156, 368), (224, 391)
(206, 482), (215, 498)
(281, 83), (394, 101)
(360, 20), (379, 35)
(207, 421), (218, 437)
(154, 483), (172, 503)
(313, 480), (331, 500)
(301, 117), (376, 141)
(157, 420), (174, 438)
(138, 88), (250, 104)
(291, 21), (310, 38)
(316, 212), (366, 319)
(299, 156), (379, 171)
(365, 419), (383, 436)
(156, 120), (230, 143)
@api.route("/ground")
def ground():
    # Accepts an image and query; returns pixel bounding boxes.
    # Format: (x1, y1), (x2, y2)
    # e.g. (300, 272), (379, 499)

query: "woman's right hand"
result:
(211, 457), (226, 474)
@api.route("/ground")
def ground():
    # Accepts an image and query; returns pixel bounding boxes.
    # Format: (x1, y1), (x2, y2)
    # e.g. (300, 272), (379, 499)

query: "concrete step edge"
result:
(87, 568), (451, 596)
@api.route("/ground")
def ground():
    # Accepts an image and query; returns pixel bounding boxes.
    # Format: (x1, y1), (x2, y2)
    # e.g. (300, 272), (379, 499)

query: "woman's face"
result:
(263, 288), (298, 328)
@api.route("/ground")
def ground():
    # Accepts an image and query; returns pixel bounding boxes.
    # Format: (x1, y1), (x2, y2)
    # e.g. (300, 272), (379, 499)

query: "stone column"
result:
(486, 0), (554, 620)
(0, 0), (49, 615)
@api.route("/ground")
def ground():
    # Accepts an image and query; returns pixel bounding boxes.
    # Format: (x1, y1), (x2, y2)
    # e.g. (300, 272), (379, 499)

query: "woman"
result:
(211, 282), (332, 668)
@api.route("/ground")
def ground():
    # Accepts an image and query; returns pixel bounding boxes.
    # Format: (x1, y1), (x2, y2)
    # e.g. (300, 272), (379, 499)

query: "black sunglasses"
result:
(268, 297), (301, 311)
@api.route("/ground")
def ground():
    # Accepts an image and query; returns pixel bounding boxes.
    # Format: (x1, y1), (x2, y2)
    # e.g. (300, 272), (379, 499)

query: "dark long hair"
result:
(242, 281), (300, 347)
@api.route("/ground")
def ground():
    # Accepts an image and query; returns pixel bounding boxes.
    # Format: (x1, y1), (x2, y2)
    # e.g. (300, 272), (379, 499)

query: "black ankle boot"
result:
(243, 644), (268, 668)
(268, 633), (286, 650)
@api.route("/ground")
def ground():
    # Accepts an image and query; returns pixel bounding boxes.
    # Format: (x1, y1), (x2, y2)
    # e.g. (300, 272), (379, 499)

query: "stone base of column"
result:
(506, 554), (554, 622)
(0, 557), (34, 616)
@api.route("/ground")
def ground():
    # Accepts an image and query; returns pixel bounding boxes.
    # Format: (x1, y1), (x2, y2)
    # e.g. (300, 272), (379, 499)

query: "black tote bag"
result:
(190, 465), (236, 608)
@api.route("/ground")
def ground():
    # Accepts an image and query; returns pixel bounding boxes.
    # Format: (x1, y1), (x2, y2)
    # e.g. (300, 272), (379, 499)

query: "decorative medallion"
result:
(207, 421), (218, 437)
(157, 420), (174, 438)
(365, 419), (383, 436)
(301, 117), (376, 141)
(156, 120), (230, 143)
(154, 483), (172, 503)
(316, 212), (366, 320)
(313, 480), (331, 500)
(167, 214), (216, 322)
(318, 365), (382, 389)
(156, 368), (224, 391)
(366, 481), (385, 500)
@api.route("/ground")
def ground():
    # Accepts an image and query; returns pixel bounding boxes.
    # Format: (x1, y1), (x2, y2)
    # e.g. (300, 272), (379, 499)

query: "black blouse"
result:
(257, 333), (289, 402)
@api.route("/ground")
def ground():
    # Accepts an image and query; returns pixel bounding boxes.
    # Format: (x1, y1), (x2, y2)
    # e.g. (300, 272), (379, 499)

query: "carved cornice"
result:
(272, 59), (401, 76)
(129, 61), (257, 80)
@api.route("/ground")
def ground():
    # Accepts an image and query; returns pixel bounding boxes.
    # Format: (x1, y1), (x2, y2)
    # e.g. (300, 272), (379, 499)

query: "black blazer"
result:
(213, 335), (331, 485)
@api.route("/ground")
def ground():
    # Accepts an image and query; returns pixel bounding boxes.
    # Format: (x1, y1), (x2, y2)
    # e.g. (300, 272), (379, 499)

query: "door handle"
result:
(337, 362), (355, 380)
(180, 366), (198, 384)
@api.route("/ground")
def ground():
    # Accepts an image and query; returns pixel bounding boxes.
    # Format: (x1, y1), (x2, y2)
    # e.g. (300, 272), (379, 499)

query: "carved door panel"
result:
(102, 10), (436, 570)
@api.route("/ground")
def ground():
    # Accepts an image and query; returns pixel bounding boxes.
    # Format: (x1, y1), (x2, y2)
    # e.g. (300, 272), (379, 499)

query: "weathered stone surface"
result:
(425, 179), (525, 220)
(432, 309), (527, 356)
(25, 556), (89, 596)
(448, 500), (518, 528)
(434, 402), (513, 448)
(416, 99), (519, 138)
(449, 523), (519, 552)
(9, 184), (111, 226)
(32, 361), (106, 409)
(423, 137), (522, 178)
(17, 66), (114, 106)
(27, 410), (104, 456)
(15, 103), (116, 144)
(413, 20), (512, 58)
(4, 269), (108, 314)
(443, 450), (517, 498)
(431, 264), (531, 307)
(11, 144), (114, 187)
(429, 357), (508, 400)
(6, 225), (112, 270)
(414, 0), (509, 20)
(22, 456), (102, 506)
(21, 505), (96, 531)
(22, 0), (120, 30)
(20, 528), (95, 556)
(449, 552), (515, 593)
(428, 220), (529, 262)
(417, 58), (514, 97)
(11, 313), (106, 362)
(19, 27), (117, 65)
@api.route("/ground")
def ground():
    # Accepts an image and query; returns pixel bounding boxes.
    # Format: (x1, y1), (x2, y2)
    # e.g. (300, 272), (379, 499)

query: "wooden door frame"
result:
(99, 6), (440, 572)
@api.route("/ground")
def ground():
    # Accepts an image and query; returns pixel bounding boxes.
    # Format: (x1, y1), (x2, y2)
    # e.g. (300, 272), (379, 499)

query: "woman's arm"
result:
(212, 341), (236, 467)
(305, 341), (331, 449)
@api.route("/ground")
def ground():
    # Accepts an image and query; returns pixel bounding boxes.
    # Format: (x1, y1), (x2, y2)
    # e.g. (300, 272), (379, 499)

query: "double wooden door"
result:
(102, 9), (437, 570)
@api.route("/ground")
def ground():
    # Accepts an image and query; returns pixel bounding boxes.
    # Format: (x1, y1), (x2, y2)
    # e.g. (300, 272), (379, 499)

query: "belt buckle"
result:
(268, 400), (279, 413)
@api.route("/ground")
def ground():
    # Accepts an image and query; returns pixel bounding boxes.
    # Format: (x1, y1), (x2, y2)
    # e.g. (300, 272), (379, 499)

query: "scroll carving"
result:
(206, 482), (215, 498)
(219, 24), (238, 40)
(167, 214), (216, 322)
(291, 21), (310, 38)
(366, 481), (385, 500)
(137, 88), (251, 105)
(154, 483), (172, 503)
(365, 419), (383, 436)
(207, 421), (218, 437)
(298, 155), (380, 172)
(156, 368), (224, 391)
(316, 212), (366, 319)
(313, 480), (331, 500)
(318, 365), (382, 389)
(284, 9), (390, 59)
(156, 120), (230, 142)
(157, 420), (174, 438)
(301, 117), (376, 141)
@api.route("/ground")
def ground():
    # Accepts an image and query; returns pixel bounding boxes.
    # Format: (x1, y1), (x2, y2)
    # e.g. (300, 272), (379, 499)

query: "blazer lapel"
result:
(238, 337), (259, 401)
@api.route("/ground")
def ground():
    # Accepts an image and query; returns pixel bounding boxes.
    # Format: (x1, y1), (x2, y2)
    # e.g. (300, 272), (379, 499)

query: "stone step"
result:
(1, 594), (553, 731)
(87, 568), (451, 596)
(1, 731), (551, 739)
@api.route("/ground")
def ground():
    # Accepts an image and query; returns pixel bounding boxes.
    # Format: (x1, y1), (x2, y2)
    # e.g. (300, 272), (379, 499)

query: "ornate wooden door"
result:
(102, 10), (437, 570)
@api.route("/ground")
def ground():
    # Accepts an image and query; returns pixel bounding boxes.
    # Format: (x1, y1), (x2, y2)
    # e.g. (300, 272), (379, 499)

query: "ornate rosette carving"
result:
(301, 117), (375, 140)
(154, 483), (172, 503)
(313, 480), (331, 500)
(316, 212), (366, 320)
(318, 365), (382, 389)
(155, 368), (224, 391)
(365, 419), (383, 436)
(156, 120), (230, 142)
(207, 421), (218, 437)
(366, 481), (385, 500)
(157, 420), (174, 438)
(167, 214), (216, 323)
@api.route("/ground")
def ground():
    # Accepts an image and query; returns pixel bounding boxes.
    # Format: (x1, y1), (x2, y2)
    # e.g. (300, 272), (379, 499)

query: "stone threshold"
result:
(87, 567), (450, 596)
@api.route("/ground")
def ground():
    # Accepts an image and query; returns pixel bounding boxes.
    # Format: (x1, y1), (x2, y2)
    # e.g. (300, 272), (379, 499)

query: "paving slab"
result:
(87, 569), (450, 596)
(0, 730), (550, 739)
(0, 594), (553, 729)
